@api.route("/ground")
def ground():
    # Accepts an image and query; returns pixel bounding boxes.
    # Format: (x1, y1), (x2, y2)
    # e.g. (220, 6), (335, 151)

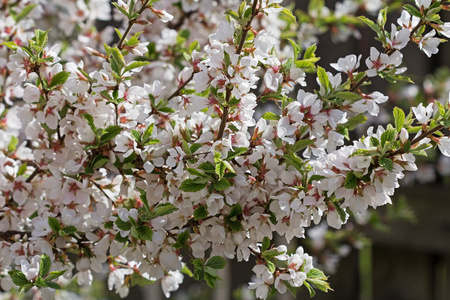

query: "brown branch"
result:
(391, 124), (444, 157)
(168, 72), (194, 100)
(26, 167), (41, 183)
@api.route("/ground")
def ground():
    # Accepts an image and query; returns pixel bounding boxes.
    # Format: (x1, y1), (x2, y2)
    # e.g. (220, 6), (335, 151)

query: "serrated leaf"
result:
(303, 44), (317, 60)
(177, 230), (190, 245)
(266, 260), (276, 273)
(199, 162), (216, 173)
(293, 139), (315, 152)
(45, 281), (61, 289)
(304, 281), (316, 297)
(333, 201), (347, 223)
(130, 272), (155, 287)
(83, 114), (97, 134)
(317, 66), (331, 94)
(48, 217), (60, 232)
(45, 270), (66, 281)
(115, 232), (129, 243)
(226, 147), (248, 160)
(380, 128), (396, 147)
(281, 7), (296, 23)
(344, 114), (367, 130)
(261, 112), (280, 121)
(7, 136), (18, 153)
(9, 271), (30, 287)
(193, 205), (208, 220)
(151, 203), (178, 218)
(358, 16), (382, 36)
(403, 4), (422, 18)
(62, 226), (78, 235)
(16, 4), (38, 23)
(287, 38), (300, 59)
(205, 256), (226, 269)
(308, 175), (326, 184)
(204, 272), (217, 288)
(136, 225), (153, 240)
(123, 61), (150, 73)
(379, 157), (394, 172)
(335, 92), (362, 101)
(344, 172), (358, 189)
(180, 179), (208, 192)
(115, 218), (132, 231)
(49, 71), (70, 89)
(39, 254), (51, 277)
(393, 107), (405, 133)
(261, 237), (271, 252)
(215, 161), (226, 179)
(100, 126), (123, 143)
(110, 47), (126, 74)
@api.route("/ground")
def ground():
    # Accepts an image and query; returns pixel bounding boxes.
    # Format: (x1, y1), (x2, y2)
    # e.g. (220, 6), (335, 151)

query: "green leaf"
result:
(317, 66), (331, 94)
(136, 225), (153, 240)
(182, 264), (193, 277)
(261, 112), (280, 121)
(308, 175), (326, 184)
(344, 172), (358, 189)
(281, 7), (296, 23)
(193, 205), (208, 220)
(100, 126), (123, 143)
(403, 4), (422, 18)
(7, 136), (18, 153)
(226, 147), (248, 160)
(380, 128), (396, 147)
(8, 270), (29, 287)
(115, 232), (129, 243)
(199, 162), (216, 173)
(44, 270), (66, 281)
(123, 61), (150, 74)
(48, 217), (60, 232)
(49, 71), (70, 89)
(393, 107), (405, 133)
(39, 254), (51, 277)
(215, 161), (226, 179)
(304, 281), (316, 297)
(358, 16), (382, 36)
(131, 130), (141, 143)
(284, 281), (298, 297)
(265, 260), (276, 273)
(91, 154), (109, 170)
(344, 114), (367, 130)
(110, 47), (126, 74)
(293, 139), (315, 153)
(112, 2), (130, 18)
(261, 237), (271, 252)
(17, 163), (27, 176)
(303, 44), (317, 60)
(83, 114), (97, 134)
(177, 230), (190, 245)
(45, 281), (61, 289)
(287, 38), (300, 59)
(151, 203), (178, 218)
(214, 178), (231, 191)
(187, 168), (206, 177)
(204, 271), (217, 288)
(180, 179), (208, 193)
(34, 29), (49, 48)
(130, 272), (155, 287)
(15, 4), (38, 23)
(333, 201), (347, 222)
(335, 92), (362, 101)
(379, 157), (394, 172)
(205, 256), (226, 269)
(377, 7), (388, 28)
(115, 218), (132, 231)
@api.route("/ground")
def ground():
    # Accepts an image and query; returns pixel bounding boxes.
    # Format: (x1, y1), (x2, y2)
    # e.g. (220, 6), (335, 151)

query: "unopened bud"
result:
(136, 19), (151, 25)
(400, 127), (409, 144)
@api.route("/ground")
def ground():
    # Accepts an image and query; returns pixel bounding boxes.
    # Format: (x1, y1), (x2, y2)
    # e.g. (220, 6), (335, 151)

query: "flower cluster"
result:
(1, 0), (450, 299)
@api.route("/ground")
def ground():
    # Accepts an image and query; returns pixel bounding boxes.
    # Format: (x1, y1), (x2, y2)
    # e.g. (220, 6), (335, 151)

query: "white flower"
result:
(438, 137), (450, 157)
(161, 270), (183, 298)
(419, 30), (441, 57)
(387, 24), (410, 50)
(20, 255), (41, 281)
(330, 54), (362, 75)
(412, 102), (433, 124)
(415, 0), (431, 9)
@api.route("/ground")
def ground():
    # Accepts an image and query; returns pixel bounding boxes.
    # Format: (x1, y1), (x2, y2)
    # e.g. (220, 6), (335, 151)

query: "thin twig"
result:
(216, 0), (259, 141)
(168, 72), (194, 100)
(117, 0), (151, 49)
